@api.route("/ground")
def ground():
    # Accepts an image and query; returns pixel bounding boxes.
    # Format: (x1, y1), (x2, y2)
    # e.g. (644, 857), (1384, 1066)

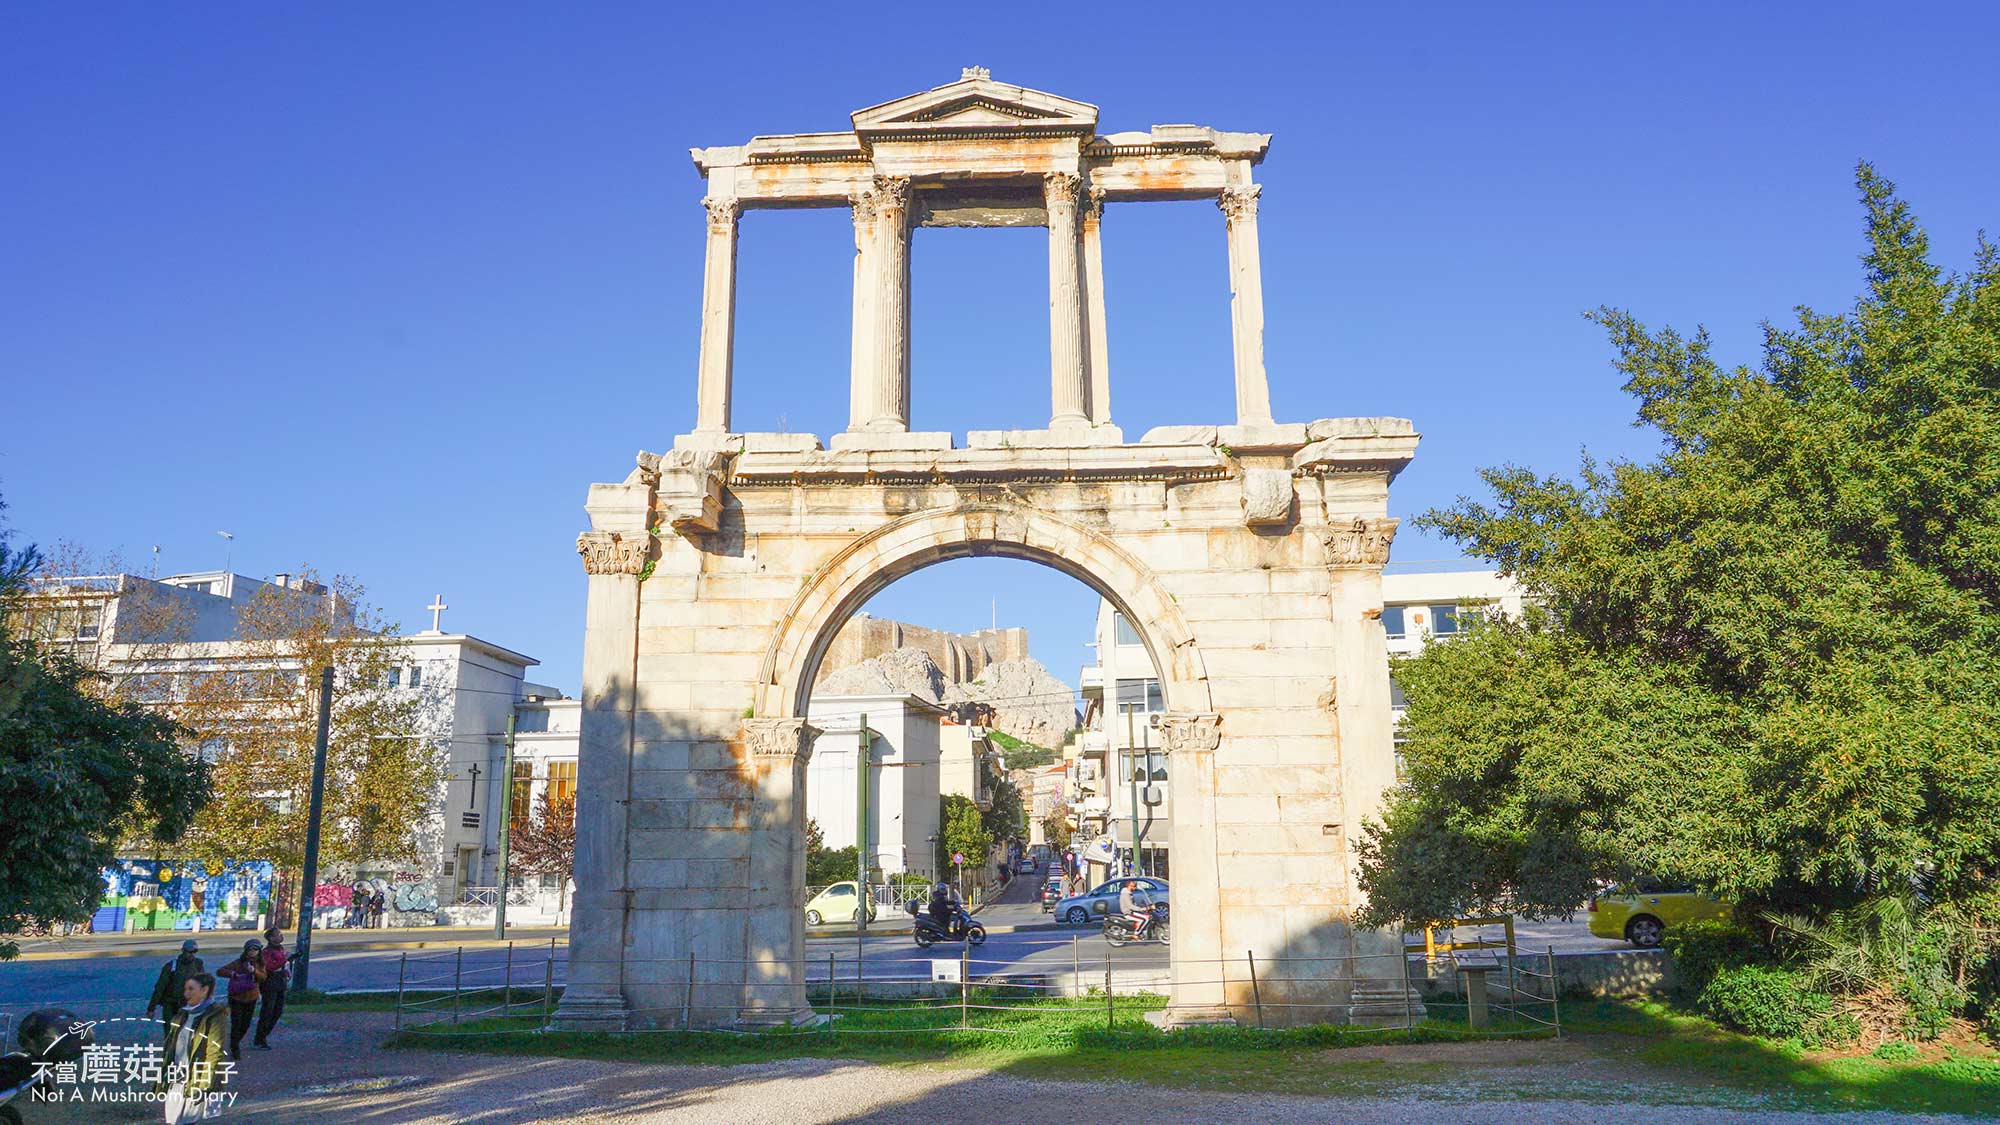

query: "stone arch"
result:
(753, 502), (1212, 722)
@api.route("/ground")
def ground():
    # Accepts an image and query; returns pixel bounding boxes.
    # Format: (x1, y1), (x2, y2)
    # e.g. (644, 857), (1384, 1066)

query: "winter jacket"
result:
(148, 954), (206, 1015)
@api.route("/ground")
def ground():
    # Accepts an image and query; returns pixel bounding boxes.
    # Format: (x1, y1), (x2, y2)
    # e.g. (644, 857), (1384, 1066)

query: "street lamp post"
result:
(291, 666), (334, 995)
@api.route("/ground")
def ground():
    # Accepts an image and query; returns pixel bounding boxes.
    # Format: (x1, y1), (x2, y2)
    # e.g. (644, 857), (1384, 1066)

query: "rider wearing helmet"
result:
(1118, 880), (1155, 940)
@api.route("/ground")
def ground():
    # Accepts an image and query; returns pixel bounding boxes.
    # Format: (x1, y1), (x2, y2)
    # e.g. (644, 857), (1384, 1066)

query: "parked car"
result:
(1014, 856), (1035, 875)
(1039, 875), (1063, 912)
(1588, 880), (1730, 948)
(1053, 876), (1168, 926)
(804, 881), (877, 926)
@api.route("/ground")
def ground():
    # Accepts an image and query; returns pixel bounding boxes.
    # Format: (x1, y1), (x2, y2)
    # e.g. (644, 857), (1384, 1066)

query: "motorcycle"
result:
(1102, 903), (1170, 947)
(907, 901), (987, 948)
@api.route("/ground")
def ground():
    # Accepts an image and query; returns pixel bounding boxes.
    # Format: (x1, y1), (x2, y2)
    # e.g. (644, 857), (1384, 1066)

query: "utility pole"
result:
(291, 666), (334, 995)
(855, 714), (871, 934)
(1125, 708), (1142, 877)
(493, 711), (517, 940)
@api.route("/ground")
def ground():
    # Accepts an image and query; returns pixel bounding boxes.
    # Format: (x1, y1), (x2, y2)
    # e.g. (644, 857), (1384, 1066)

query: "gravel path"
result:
(14, 1012), (1974, 1124)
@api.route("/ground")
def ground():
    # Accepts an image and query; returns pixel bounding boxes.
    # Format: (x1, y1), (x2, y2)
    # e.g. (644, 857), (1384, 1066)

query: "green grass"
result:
(378, 990), (2000, 1115)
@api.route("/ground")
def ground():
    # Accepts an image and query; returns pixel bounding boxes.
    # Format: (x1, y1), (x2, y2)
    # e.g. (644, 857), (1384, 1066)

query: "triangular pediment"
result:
(853, 70), (1098, 136)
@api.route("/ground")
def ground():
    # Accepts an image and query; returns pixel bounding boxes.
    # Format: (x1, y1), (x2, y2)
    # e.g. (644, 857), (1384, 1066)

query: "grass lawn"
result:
(379, 990), (2000, 1116)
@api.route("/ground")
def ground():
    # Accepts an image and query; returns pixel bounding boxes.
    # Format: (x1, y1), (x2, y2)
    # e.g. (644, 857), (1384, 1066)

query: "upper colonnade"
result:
(686, 68), (1275, 448)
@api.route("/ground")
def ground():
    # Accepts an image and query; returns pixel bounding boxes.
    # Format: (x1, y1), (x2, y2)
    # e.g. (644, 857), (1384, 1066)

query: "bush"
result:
(1699, 964), (1834, 1043)
(1871, 1040), (1919, 1061)
(1663, 919), (1766, 1000)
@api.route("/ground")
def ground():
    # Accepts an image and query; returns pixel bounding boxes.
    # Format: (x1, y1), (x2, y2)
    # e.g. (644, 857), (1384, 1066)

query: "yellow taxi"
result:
(1587, 879), (1731, 948)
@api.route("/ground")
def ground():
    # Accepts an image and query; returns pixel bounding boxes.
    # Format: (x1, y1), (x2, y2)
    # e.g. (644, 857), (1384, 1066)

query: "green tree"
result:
(803, 817), (858, 886)
(508, 791), (576, 909)
(938, 794), (990, 885)
(0, 513), (209, 958)
(1357, 166), (2000, 930)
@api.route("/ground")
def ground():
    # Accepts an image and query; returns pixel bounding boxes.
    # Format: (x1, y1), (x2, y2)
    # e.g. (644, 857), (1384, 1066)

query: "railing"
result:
(456, 885), (536, 908)
(390, 933), (1562, 1040)
(1406, 913), (1517, 961)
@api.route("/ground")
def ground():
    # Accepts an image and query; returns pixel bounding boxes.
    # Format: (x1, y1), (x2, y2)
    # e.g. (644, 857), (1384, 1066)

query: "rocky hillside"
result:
(817, 647), (1079, 749)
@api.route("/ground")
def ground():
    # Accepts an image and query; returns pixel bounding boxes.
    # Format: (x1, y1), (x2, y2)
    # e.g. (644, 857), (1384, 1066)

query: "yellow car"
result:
(804, 881), (876, 926)
(1588, 881), (1731, 948)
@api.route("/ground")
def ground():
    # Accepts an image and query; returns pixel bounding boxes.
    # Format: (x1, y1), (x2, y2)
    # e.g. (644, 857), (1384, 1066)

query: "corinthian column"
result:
(694, 196), (741, 434)
(1045, 172), (1089, 430)
(850, 176), (912, 432)
(1082, 187), (1111, 426)
(1219, 185), (1274, 427)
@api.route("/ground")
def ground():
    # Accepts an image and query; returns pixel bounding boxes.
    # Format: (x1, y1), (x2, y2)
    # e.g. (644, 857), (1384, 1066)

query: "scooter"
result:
(1102, 903), (1170, 947)
(907, 901), (987, 948)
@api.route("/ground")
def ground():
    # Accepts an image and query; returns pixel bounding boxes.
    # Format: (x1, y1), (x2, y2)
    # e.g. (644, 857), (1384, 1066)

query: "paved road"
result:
(0, 876), (1629, 1025)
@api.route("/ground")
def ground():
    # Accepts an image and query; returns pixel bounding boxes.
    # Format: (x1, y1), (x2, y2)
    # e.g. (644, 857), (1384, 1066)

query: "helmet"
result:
(242, 939), (265, 954)
(180, 939), (199, 954)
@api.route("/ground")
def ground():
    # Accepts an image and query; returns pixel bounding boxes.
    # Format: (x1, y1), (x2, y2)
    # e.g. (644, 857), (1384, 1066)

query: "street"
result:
(0, 873), (1628, 1029)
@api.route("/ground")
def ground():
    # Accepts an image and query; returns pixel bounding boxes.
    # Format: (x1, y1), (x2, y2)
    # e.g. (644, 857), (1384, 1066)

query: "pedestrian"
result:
(146, 939), (205, 1022)
(252, 926), (289, 1050)
(369, 889), (386, 928)
(214, 938), (265, 1060)
(159, 971), (228, 1123)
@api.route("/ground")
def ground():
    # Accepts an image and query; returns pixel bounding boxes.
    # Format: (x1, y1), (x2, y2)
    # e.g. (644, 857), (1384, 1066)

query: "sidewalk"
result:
(9, 924), (571, 962)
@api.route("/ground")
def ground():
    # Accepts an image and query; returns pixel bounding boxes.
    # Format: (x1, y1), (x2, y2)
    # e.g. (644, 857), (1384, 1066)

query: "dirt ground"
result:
(9, 1010), (1966, 1124)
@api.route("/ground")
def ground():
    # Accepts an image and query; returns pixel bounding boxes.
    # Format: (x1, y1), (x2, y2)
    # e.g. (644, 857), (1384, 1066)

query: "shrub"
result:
(1663, 919), (1766, 1000)
(1699, 964), (1833, 1043)
(1871, 1040), (1920, 1061)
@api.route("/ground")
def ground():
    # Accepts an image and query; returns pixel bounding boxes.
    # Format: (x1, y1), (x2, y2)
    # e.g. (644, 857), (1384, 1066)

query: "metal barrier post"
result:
(1548, 945), (1561, 1039)
(683, 950), (696, 1029)
(959, 943), (969, 1030)
(541, 942), (555, 1030)
(1400, 938), (1415, 1030)
(1071, 933), (1080, 998)
(452, 947), (464, 1026)
(828, 951), (837, 1014)
(394, 951), (407, 1031)
(505, 941), (515, 1014)
(1246, 951), (1264, 1029)
(1104, 966), (1113, 1031)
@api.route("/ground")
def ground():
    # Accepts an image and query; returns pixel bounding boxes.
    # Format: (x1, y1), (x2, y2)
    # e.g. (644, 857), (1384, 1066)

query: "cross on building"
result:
(427, 594), (448, 633)
(466, 761), (481, 809)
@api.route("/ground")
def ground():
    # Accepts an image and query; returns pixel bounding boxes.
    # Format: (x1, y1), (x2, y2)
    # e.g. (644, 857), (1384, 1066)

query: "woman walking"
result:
(159, 971), (228, 1122)
(213, 939), (265, 1061)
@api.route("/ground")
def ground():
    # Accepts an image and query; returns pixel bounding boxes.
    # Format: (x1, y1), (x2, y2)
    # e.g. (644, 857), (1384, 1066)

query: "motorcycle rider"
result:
(928, 884), (955, 936)
(1118, 880), (1156, 940)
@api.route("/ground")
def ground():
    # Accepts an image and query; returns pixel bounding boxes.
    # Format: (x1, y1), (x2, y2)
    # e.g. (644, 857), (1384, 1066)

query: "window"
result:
(1114, 678), (1162, 711)
(1393, 735), (1408, 782)
(408, 664), (422, 688)
(511, 762), (534, 823)
(1389, 675), (1407, 710)
(547, 761), (577, 807)
(77, 605), (101, 640)
(826, 884), (854, 898)
(1112, 614), (1142, 646)
(386, 667), (401, 689)
(1429, 604), (1461, 635)
(1122, 750), (1168, 784)
(1380, 605), (1406, 639)
(198, 739), (227, 763)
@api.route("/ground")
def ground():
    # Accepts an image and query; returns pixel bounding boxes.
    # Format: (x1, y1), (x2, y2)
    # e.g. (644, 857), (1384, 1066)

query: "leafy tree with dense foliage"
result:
(1358, 167), (2000, 937)
(508, 791), (576, 909)
(938, 793), (990, 886)
(803, 817), (858, 887)
(0, 512), (209, 958)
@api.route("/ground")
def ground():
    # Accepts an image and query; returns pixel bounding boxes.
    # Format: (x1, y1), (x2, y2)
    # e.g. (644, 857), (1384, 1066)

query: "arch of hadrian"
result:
(556, 69), (1422, 1030)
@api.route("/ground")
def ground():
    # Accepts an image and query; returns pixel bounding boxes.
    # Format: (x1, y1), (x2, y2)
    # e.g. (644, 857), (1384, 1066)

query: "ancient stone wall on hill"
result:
(814, 614), (1029, 685)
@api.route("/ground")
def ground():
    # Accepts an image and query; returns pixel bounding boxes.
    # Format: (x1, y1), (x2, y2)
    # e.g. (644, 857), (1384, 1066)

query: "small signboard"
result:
(952, 852), (966, 865)
(932, 959), (962, 982)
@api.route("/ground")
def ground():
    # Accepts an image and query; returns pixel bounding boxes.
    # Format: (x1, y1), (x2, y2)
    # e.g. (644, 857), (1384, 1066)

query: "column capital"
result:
(1043, 171), (1083, 206)
(1218, 184), (1261, 221)
(1322, 517), (1399, 569)
(1083, 185), (1106, 223)
(742, 717), (821, 764)
(871, 174), (912, 212)
(576, 530), (651, 576)
(702, 196), (741, 233)
(1156, 712), (1222, 754)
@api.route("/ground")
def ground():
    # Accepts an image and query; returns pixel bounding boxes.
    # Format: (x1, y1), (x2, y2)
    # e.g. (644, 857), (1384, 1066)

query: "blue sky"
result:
(4, 2), (1996, 691)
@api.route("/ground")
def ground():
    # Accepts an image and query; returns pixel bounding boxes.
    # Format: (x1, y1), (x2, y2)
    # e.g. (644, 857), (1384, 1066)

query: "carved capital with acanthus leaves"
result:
(742, 718), (821, 765)
(576, 530), (650, 576)
(1322, 517), (1399, 569)
(1217, 184), (1261, 222)
(1156, 712), (1222, 755)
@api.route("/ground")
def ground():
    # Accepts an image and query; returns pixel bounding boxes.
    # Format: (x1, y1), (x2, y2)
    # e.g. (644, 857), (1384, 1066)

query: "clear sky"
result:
(4, 2), (1996, 692)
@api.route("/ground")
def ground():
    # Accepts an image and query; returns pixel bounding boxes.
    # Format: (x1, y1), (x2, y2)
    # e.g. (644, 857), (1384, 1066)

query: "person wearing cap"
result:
(214, 938), (266, 1060)
(147, 939), (206, 1021)
(251, 926), (289, 1049)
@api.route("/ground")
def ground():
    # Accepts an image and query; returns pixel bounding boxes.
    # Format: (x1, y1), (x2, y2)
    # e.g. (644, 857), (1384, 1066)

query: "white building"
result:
(803, 694), (944, 880)
(13, 569), (581, 924)
(1076, 601), (1169, 881)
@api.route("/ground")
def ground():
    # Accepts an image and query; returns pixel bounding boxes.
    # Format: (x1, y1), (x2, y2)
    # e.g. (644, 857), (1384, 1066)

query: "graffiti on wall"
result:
(96, 860), (274, 933)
